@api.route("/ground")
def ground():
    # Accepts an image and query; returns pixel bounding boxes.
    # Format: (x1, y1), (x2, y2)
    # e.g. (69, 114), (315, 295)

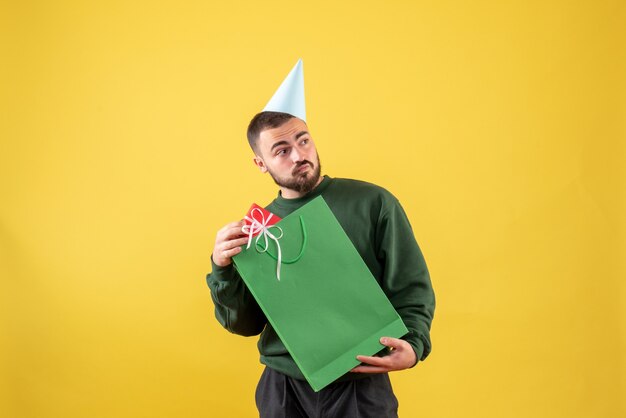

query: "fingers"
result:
(352, 353), (395, 373)
(217, 220), (247, 240)
(351, 354), (395, 374)
(212, 220), (248, 267)
(356, 355), (389, 367)
(351, 337), (416, 373)
(217, 237), (248, 255)
(379, 337), (404, 349)
(351, 364), (390, 373)
(212, 238), (247, 266)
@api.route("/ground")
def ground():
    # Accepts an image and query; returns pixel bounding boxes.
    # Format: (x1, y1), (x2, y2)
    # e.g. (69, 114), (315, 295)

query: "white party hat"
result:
(263, 59), (306, 121)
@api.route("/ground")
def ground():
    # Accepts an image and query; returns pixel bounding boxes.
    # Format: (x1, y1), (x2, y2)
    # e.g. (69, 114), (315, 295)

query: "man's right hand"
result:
(211, 220), (249, 267)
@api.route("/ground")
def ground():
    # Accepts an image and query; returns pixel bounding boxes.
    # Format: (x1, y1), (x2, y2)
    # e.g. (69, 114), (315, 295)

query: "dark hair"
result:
(247, 111), (296, 151)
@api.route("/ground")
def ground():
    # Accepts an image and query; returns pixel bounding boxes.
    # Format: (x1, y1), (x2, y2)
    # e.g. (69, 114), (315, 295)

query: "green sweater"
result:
(207, 176), (435, 381)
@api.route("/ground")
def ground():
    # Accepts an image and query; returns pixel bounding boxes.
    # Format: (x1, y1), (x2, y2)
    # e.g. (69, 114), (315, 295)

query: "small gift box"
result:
(243, 203), (281, 238)
(233, 196), (408, 391)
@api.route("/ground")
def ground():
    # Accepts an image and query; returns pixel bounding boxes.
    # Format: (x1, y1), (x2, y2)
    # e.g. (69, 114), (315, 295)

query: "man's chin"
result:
(269, 160), (322, 194)
(292, 171), (321, 193)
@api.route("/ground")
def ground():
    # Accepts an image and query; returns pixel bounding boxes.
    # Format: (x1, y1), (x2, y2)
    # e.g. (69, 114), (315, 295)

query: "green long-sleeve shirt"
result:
(207, 176), (435, 381)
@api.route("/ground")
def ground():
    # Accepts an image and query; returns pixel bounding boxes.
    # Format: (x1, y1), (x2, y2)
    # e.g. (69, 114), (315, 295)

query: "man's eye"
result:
(301, 139), (309, 145)
(276, 149), (287, 156)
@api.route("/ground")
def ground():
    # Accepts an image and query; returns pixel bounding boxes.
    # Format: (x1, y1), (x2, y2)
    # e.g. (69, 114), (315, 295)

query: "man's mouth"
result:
(293, 162), (313, 175)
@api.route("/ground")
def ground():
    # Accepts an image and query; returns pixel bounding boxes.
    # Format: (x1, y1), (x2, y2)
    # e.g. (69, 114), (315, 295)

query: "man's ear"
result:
(253, 155), (268, 173)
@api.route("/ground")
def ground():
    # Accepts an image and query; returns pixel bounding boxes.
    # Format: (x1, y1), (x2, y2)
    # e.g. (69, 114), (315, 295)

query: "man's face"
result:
(253, 117), (322, 196)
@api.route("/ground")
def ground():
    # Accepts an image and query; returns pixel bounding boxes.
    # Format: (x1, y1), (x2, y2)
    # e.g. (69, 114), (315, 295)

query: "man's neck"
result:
(280, 176), (324, 199)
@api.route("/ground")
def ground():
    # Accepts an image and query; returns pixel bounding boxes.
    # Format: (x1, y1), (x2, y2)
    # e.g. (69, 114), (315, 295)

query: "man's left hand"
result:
(351, 337), (417, 373)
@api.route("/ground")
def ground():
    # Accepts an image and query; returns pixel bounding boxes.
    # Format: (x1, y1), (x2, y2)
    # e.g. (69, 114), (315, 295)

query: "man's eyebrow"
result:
(270, 140), (290, 151)
(295, 131), (309, 139)
(270, 132), (309, 151)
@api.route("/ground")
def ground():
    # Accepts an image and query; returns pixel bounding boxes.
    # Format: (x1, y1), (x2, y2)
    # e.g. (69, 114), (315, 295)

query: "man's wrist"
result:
(210, 257), (236, 281)
(407, 338), (423, 368)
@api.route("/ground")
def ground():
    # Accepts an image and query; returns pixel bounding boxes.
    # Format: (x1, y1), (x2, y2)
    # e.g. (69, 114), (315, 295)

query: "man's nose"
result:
(290, 148), (303, 162)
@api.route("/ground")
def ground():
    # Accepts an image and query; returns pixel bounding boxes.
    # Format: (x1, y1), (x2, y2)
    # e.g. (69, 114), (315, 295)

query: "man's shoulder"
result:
(328, 177), (396, 200)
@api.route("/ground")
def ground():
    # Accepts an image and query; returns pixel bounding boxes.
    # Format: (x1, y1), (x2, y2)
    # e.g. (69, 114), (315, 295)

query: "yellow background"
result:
(2, 1), (624, 417)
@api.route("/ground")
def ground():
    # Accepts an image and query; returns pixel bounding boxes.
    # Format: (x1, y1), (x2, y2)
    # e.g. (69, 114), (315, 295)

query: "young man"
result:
(207, 61), (435, 417)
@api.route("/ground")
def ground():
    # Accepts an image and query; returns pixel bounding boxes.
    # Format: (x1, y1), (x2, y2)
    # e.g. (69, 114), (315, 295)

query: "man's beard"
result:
(268, 157), (322, 195)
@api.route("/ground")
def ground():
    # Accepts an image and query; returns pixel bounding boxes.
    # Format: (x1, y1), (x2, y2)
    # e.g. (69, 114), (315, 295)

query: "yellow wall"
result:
(2, 1), (624, 417)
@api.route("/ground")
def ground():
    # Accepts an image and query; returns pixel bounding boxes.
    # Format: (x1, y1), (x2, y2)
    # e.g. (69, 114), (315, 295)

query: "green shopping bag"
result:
(233, 196), (408, 391)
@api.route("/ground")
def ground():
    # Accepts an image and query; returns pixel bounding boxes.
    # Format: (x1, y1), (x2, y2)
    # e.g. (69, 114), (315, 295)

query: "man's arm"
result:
(206, 221), (267, 336)
(353, 196), (435, 372)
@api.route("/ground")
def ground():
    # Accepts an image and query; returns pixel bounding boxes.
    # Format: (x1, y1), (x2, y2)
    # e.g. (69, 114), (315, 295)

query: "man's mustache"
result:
(292, 161), (313, 175)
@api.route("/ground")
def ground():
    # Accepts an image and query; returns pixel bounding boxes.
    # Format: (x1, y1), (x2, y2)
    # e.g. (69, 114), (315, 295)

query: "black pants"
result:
(255, 367), (399, 418)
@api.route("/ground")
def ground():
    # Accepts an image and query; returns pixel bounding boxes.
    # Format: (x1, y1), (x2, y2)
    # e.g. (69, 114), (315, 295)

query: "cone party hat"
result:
(263, 59), (306, 122)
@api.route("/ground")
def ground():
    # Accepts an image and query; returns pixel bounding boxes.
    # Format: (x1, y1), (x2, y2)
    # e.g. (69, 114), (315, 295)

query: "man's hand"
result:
(351, 337), (417, 373)
(211, 220), (249, 267)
